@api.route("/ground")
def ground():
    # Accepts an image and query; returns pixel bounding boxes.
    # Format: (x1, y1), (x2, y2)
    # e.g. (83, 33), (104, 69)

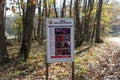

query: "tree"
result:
(82, 0), (88, 42)
(95, 0), (103, 43)
(83, 0), (94, 42)
(53, 0), (58, 17)
(37, 0), (41, 41)
(75, 0), (82, 47)
(40, 7), (45, 44)
(44, 0), (48, 17)
(17, 0), (23, 42)
(20, 0), (36, 61)
(70, 0), (73, 17)
(61, 0), (66, 17)
(0, 0), (9, 64)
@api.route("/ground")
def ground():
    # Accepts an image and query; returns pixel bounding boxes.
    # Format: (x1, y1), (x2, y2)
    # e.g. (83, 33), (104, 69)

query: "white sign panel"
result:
(46, 18), (74, 63)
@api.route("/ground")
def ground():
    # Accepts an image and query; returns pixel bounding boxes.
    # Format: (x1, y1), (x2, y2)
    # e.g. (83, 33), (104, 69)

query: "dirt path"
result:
(107, 37), (120, 43)
(85, 37), (120, 80)
(0, 37), (120, 80)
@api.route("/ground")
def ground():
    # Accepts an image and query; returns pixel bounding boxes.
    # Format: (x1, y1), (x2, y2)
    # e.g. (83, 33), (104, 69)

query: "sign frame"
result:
(46, 18), (74, 63)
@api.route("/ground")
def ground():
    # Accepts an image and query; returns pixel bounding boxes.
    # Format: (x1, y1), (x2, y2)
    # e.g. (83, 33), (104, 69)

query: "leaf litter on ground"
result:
(0, 39), (120, 80)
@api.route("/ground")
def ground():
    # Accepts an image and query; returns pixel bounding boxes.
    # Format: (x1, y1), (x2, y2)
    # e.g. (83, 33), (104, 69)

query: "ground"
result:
(0, 37), (120, 80)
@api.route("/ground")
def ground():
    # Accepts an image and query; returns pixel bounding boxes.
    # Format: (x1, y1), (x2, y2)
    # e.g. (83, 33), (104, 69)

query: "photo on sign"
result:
(61, 49), (71, 55)
(55, 28), (71, 34)
(55, 48), (71, 55)
(55, 28), (71, 56)
(55, 42), (61, 48)
(64, 35), (70, 41)
(63, 41), (71, 48)
(55, 35), (62, 42)
(55, 49), (62, 55)
(62, 28), (71, 34)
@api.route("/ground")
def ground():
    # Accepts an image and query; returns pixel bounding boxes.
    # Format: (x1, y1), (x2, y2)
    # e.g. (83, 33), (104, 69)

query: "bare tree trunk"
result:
(91, 22), (96, 42)
(21, 0), (25, 25)
(95, 0), (103, 43)
(53, 0), (58, 17)
(70, 0), (73, 17)
(61, 0), (66, 17)
(17, 26), (21, 41)
(37, 0), (41, 41)
(20, 0), (36, 61)
(48, 1), (51, 17)
(82, 0), (87, 41)
(40, 8), (44, 44)
(0, 0), (9, 64)
(33, 27), (37, 40)
(75, 0), (82, 47)
(17, 0), (22, 42)
(86, 0), (94, 42)
(44, 0), (47, 17)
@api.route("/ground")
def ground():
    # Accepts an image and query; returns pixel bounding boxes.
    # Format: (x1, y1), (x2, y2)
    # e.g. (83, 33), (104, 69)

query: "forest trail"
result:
(107, 37), (120, 44)
(85, 37), (120, 80)
(74, 37), (120, 79)
(0, 37), (120, 79)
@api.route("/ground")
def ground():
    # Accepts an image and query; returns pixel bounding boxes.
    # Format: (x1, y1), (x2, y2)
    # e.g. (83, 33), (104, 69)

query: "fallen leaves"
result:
(0, 39), (120, 79)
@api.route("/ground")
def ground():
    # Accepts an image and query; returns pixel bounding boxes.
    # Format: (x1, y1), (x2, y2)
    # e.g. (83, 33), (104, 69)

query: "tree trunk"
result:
(37, 0), (41, 41)
(20, 0), (36, 61)
(86, 0), (94, 42)
(17, 0), (22, 42)
(17, 26), (21, 42)
(48, 1), (51, 17)
(91, 23), (96, 42)
(33, 27), (37, 40)
(0, 0), (9, 64)
(70, 0), (73, 17)
(53, 0), (58, 17)
(40, 8), (44, 44)
(82, 0), (87, 41)
(75, 0), (82, 47)
(44, 0), (47, 17)
(95, 0), (103, 43)
(61, 0), (66, 17)
(21, 0), (25, 25)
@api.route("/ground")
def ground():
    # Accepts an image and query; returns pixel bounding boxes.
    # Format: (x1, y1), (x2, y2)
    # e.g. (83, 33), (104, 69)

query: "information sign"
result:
(46, 18), (74, 63)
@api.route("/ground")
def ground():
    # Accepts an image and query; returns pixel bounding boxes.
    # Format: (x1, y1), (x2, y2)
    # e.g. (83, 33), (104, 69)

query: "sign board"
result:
(46, 18), (74, 63)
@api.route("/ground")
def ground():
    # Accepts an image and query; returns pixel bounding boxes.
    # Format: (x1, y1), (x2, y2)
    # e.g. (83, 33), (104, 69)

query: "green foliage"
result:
(11, 70), (23, 75)
(100, 3), (113, 36)
(11, 15), (23, 35)
(81, 66), (87, 76)
(75, 58), (81, 64)
(48, 0), (54, 4)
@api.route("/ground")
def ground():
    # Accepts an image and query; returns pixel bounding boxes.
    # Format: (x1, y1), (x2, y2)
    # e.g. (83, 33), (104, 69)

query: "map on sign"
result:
(46, 18), (74, 63)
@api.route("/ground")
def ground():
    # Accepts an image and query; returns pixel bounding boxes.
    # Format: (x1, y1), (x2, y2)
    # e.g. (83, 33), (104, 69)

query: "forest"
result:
(0, 0), (120, 80)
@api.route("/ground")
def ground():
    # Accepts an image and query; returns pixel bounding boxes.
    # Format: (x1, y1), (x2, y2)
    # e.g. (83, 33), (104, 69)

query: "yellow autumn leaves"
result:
(11, 6), (15, 13)
(31, 0), (37, 5)
(10, 0), (37, 13)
